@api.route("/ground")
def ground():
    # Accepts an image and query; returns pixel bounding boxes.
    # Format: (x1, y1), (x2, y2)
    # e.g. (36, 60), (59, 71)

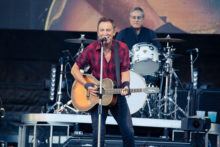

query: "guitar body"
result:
(71, 74), (117, 112)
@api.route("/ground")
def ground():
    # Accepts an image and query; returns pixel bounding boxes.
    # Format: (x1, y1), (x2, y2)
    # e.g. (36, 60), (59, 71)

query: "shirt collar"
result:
(95, 39), (115, 51)
(130, 26), (143, 31)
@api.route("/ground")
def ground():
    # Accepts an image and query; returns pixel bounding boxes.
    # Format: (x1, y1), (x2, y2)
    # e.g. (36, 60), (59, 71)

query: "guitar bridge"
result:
(86, 91), (90, 99)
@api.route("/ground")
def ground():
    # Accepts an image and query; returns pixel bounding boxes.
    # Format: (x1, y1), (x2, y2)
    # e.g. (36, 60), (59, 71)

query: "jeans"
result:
(90, 95), (135, 147)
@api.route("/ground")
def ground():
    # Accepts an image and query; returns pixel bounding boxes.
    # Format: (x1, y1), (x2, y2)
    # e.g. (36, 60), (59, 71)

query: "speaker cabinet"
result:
(181, 117), (211, 131)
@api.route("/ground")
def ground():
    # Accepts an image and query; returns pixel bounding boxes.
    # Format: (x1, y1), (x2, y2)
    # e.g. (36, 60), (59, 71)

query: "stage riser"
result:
(63, 138), (192, 147)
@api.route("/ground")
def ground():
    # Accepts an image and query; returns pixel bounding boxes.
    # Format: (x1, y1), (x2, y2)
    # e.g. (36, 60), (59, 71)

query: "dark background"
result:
(0, 0), (51, 30)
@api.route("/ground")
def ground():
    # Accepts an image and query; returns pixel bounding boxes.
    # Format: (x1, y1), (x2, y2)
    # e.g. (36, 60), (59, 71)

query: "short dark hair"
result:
(97, 17), (116, 31)
(130, 7), (145, 18)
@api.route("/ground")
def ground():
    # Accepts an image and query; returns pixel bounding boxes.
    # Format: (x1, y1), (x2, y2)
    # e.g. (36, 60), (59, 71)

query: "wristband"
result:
(122, 81), (131, 95)
(84, 83), (95, 90)
(122, 81), (130, 88)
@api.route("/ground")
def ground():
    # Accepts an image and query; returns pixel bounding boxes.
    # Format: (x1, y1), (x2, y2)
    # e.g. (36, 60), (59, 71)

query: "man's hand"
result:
(84, 83), (98, 96)
(121, 86), (129, 96)
(121, 81), (130, 96)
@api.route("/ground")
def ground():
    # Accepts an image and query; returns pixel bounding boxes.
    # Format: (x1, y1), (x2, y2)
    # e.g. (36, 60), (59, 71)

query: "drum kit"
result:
(127, 34), (187, 119)
(53, 34), (187, 120)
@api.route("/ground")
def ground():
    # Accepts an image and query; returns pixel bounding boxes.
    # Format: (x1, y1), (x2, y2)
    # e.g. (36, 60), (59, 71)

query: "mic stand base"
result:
(46, 101), (64, 113)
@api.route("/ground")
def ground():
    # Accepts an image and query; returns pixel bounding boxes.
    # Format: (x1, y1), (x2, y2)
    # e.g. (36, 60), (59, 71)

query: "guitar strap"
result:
(114, 41), (120, 88)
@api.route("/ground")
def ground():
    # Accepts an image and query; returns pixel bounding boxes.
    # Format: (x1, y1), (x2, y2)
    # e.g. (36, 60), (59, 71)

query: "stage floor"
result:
(21, 113), (182, 129)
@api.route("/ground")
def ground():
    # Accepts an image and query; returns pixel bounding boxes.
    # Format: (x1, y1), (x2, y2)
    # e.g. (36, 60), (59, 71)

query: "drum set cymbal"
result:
(152, 35), (184, 43)
(64, 34), (95, 58)
(65, 35), (95, 44)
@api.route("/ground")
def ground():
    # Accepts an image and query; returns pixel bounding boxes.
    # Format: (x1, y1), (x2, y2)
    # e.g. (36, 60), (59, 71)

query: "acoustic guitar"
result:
(71, 74), (159, 112)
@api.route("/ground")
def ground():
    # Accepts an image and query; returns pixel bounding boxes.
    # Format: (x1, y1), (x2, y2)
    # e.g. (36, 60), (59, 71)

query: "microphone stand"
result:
(97, 41), (104, 147)
(55, 57), (64, 112)
(186, 51), (195, 116)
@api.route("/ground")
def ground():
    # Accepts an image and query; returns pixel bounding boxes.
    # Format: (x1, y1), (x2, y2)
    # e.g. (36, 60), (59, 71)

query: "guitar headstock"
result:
(143, 86), (160, 94)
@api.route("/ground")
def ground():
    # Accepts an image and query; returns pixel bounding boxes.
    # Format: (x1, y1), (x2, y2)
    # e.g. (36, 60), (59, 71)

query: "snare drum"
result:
(132, 43), (160, 75)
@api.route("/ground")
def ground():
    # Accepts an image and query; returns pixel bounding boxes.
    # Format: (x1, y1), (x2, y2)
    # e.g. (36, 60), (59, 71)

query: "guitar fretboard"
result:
(103, 88), (158, 95)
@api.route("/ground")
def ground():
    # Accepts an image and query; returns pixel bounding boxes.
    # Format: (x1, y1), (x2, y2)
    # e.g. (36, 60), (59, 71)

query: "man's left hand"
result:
(121, 86), (130, 96)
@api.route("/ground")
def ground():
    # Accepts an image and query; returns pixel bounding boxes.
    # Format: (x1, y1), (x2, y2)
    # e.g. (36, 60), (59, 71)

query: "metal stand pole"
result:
(158, 69), (164, 119)
(160, 45), (186, 118)
(56, 57), (64, 112)
(190, 52), (194, 84)
(186, 52), (194, 116)
(174, 81), (178, 119)
(97, 41), (104, 147)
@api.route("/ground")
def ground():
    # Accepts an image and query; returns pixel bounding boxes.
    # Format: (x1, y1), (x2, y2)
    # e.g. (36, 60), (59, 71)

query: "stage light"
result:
(0, 107), (5, 118)
(193, 68), (199, 89)
(49, 64), (57, 101)
(0, 98), (4, 118)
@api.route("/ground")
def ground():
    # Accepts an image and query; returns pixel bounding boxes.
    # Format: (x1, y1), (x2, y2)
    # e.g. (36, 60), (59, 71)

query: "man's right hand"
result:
(84, 83), (98, 96)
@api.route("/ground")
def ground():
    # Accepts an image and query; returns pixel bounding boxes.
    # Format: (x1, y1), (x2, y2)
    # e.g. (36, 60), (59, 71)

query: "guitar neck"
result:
(104, 88), (143, 95)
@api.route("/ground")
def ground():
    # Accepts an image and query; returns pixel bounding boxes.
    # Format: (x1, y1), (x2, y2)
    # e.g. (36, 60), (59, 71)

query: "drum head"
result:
(126, 70), (148, 115)
(132, 61), (159, 76)
(132, 43), (160, 75)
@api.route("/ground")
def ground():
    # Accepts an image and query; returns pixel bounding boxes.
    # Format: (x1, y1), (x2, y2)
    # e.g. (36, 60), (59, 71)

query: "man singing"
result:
(71, 17), (135, 147)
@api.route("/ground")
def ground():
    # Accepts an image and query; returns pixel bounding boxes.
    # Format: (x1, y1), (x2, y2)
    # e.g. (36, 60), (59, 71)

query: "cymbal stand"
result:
(157, 68), (164, 119)
(79, 34), (85, 53)
(72, 34), (85, 59)
(160, 44), (186, 118)
(72, 34), (90, 73)
(162, 44), (173, 117)
(173, 70), (186, 118)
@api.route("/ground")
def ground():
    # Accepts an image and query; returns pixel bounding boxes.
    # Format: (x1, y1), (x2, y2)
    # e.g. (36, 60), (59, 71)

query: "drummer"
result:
(116, 7), (161, 85)
(115, 7), (161, 50)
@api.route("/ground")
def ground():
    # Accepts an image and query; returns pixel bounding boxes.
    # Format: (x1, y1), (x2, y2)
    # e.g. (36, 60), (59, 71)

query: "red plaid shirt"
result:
(76, 39), (130, 84)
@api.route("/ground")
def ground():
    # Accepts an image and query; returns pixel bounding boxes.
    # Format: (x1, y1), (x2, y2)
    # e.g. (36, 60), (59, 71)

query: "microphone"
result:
(100, 36), (108, 42)
(186, 48), (199, 53)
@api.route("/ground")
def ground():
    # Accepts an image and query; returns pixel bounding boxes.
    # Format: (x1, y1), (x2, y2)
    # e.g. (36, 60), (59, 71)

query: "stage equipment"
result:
(63, 135), (192, 147)
(126, 70), (151, 115)
(193, 68), (199, 89)
(153, 36), (185, 43)
(155, 35), (186, 119)
(49, 64), (57, 101)
(47, 57), (65, 113)
(0, 107), (5, 119)
(97, 38), (105, 147)
(186, 48), (199, 116)
(67, 34), (91, 73)
(65, 35), (95, 44)
(0, 97), (5, 118)
(181, 117), (211, 132)
(65, 34), (95, 60)
(131, 43), (160, 76)
(54, 100), (79, 113)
